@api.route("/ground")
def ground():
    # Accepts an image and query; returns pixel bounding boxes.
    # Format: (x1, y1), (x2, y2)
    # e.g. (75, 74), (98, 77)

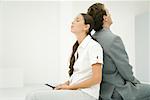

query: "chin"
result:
(110, 20), (113, 24)
(71, 30), (73, 33)
(110, 21), (113, 25)
(71, 29), (75, 33)
(71, 31), (77, 35)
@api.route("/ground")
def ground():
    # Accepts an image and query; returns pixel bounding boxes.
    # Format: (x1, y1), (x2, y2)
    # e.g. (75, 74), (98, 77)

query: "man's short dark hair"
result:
(87, 3), (107, 32)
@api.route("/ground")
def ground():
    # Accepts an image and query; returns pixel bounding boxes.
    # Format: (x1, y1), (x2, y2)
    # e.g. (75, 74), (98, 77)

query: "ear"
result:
(84, 24), (90, 31)
(103, 15), (108, 22)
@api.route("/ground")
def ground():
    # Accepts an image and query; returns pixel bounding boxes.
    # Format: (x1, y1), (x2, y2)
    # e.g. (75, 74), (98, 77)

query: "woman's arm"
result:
(69, 63), (102, 90)
(57, 63), (102, 90)
(62, 81), (69, 85)
(55, 80), (69, 89)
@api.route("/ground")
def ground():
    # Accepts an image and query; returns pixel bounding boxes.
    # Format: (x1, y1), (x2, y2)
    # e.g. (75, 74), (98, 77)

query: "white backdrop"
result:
(0, 1), (60, 87)
(0, 0), (149, 88)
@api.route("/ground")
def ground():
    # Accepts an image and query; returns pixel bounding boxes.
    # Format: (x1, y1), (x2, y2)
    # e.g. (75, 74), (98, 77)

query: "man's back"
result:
(93, 28), (150, 100)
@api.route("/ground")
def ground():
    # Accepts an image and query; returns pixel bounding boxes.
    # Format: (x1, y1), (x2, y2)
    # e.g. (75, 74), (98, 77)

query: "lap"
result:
(26, 87), (96, 100)
(111, 89), (123, 100)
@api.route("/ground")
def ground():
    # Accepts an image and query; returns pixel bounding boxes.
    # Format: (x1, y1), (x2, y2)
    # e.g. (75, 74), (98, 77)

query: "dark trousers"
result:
(99, 89), (123, 100)
(111, 89), (123, 100)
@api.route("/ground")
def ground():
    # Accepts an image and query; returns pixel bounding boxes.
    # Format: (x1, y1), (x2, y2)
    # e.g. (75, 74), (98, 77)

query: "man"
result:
(87, 3), (150, 100)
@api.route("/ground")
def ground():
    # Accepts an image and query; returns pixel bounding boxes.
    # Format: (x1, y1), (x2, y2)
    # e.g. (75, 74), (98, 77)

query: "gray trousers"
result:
(26, 87), (97, 100)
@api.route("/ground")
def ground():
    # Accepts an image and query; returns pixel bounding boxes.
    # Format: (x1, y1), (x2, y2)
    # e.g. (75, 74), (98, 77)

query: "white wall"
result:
(0, 68), (23, 88)
(0, 1), (60, 86)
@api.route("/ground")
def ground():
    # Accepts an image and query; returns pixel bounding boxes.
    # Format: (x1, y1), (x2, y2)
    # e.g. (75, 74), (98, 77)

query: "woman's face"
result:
(71, 14), (87, 34)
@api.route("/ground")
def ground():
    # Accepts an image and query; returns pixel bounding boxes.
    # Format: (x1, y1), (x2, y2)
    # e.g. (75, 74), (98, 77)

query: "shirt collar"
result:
(94, 27), (111, 36)
(78, 35), (91, 49)
(101, 27), (110, 32)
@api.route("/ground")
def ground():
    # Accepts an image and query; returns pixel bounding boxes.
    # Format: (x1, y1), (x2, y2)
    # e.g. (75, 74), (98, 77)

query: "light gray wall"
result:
(135, 12), (149, 83)
(149, 2), (150, 82)
(0, 2), (2, 68)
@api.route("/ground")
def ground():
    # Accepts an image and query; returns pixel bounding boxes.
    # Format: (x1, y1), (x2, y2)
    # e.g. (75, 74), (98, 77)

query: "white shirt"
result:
(69, 35), (103, 99)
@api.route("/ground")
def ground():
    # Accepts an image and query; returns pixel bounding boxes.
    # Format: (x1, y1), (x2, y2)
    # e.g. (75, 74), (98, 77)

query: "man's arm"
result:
(109, 36), (140, 83)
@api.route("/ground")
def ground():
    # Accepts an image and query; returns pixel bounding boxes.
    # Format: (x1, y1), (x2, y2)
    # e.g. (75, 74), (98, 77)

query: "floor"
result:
(0, 84), (51, 100)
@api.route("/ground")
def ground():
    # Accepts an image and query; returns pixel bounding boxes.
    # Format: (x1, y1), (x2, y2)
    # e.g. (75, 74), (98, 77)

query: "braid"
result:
(88, 32), (98, 42)
(68, 41), (79, 76)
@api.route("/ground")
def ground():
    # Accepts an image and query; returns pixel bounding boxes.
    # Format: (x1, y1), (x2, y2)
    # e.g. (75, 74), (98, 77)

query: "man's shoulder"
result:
(93, 29), (123, 53)
(102, 29), (118, 39)
(94, 29), (118, 40)
(94, 30), (119, 45)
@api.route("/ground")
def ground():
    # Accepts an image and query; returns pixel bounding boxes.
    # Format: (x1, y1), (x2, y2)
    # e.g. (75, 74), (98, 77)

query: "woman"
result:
(26, 13), (103, 100)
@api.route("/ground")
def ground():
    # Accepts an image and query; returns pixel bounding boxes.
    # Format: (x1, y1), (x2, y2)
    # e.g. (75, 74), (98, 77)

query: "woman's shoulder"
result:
(89, 39), (103, 50)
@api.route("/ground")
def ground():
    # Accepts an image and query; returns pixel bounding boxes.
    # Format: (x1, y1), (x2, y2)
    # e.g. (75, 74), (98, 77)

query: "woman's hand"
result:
(55, 84), (71, 90)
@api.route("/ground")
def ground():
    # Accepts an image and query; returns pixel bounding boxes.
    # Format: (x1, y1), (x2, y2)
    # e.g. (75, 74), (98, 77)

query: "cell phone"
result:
(45, 84), (56, 89)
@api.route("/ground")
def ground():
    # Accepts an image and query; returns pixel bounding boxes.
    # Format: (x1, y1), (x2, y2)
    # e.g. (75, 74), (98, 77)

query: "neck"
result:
(75, 32), (87, 44)
(103, 23), (110, 29)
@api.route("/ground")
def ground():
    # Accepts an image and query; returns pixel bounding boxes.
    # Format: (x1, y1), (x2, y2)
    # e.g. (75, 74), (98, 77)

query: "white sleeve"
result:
(88, 44), (103, 66)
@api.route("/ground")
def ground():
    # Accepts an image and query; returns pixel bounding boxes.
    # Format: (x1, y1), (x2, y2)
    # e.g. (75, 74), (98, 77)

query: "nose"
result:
(72, 21), (74, 25)
(72, 19), (76, 24)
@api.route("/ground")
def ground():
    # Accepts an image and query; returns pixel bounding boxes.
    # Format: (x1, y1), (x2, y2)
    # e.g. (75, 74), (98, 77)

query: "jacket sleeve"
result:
(109, 36), (140, 83)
